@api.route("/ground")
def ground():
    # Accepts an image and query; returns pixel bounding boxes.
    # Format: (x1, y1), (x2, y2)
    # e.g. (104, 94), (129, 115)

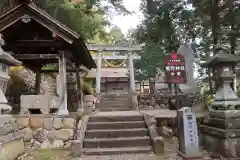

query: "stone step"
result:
(85, 128), (149, 138)
(89, 115), (144, 122)
(98, 103), (132, 108)
(101, 95), (129, 98)
(84, 136), (151, 148)
(100, 97), (130, 101)
(87, 121), (146, 130)
(82, 146), (152, 155)
(100, 99), (130, 102)
(99, 107), (132, 112)
(99, 103), (132, 107)
(100, 98), (130, 101)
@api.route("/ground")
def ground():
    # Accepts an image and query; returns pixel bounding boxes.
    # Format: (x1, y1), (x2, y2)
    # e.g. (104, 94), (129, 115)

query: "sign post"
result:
(164, 52), (186, 85)
(164, 52), (202, 159)
(164, 51), (186, 110)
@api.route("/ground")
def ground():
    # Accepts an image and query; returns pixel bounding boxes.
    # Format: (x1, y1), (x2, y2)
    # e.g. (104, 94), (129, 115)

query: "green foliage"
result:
(200, 84), (214, 107)
(82, 79), (94, 95)
(135, 42), (164, 80)
(0, 0), (130, 43)
(131, 0), (240, 80)
(35, 0), (109, 40)
(6, 71), (29, 97)
(29, 150), (72, 160)
(41, 63), (58, 70)
(109, 25), (127, 45)
(133, 0), (187, 80)
(6, 71), (29, 114)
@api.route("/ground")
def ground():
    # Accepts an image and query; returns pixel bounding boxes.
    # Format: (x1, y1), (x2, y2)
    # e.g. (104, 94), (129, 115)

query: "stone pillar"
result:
(58, 53), (68, 115)
(177, 44), (195, 93)
(95, 52), (102, 103)
(128, 53), (138, 109)
(128, 52), (136, 93)
(76, 65), (83, 112)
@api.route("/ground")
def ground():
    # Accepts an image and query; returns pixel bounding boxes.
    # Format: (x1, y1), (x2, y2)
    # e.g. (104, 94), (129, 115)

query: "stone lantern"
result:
(0, 35), (22, 113)
(200, 46), (240, 159)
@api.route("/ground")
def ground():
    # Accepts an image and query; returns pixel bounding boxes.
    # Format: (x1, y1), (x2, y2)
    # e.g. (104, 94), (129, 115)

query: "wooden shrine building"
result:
(0, 0), (96, 114)
(86, 68), (142, 95)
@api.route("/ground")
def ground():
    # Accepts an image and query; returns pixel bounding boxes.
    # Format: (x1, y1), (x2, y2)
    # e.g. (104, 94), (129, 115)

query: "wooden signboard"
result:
(164, 52), (187, 84)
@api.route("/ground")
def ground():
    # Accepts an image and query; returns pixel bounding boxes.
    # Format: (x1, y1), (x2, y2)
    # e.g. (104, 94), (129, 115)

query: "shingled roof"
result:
(0, 0), (96, 69)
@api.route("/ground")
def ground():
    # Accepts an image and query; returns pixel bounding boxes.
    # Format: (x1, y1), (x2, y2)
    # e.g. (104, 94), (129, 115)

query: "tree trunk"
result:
(210, 0), (220, 53)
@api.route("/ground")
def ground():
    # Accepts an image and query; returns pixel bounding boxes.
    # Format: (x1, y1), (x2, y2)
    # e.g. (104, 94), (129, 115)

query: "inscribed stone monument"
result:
(177, 44), (196, 93)
(178, 107), (202, 158)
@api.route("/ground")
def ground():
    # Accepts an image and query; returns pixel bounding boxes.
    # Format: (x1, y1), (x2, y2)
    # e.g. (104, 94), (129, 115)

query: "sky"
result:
(108, 0), (143, 35)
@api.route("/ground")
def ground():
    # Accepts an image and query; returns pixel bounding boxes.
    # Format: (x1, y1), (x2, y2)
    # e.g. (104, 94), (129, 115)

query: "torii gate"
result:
(87, 44), (142, 102)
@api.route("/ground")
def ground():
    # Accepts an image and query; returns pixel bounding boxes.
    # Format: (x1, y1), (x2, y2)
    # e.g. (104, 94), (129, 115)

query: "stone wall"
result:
(15, 115), (78, 149)
(0, 115), (24, 160)
(156, 116), (204, 137)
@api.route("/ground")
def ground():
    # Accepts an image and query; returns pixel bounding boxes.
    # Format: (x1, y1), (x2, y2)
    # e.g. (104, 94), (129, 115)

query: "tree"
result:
(133, 0), (189, 81)
(109, 25), (126, 45)
(131, 0), (240, 81)
(0, 0), (130, 42)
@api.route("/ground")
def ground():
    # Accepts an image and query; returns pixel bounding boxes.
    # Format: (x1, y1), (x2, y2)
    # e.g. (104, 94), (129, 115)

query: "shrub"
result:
(82, 79), (94, 95)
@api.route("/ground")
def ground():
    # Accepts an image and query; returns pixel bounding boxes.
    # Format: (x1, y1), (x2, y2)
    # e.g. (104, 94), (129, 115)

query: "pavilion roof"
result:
(0, 0), (96, 69)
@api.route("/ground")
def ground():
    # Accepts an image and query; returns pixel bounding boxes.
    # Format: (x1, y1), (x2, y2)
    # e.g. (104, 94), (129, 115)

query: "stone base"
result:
(178, 150), (202, 160)
(200, 125), (240, 158)
(0, 104), (12, 114)
(0, 131), (24, 160)
(143, 114), (165, 154)
(20, 95), (59, 114)
(58, 109), (69, 116)
(15, 114), (80, 149)
(0, 139), (24, 160)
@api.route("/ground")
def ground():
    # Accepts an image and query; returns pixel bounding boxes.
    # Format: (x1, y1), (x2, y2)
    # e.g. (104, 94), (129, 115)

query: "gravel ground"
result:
(21, 150), (225, 160)
(78, 153), (171, 160)
(21, 137), (226, 160)
(77, 153), (224, 160)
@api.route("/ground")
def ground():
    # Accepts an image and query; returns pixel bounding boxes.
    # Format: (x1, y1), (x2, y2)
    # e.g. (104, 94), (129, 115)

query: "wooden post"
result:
(34, 68), (41, 94)
(58, 53), (69, 115)
(95, 52), (102, 103)
(105, 78), (108, 96)
(76, 64), (82, 112)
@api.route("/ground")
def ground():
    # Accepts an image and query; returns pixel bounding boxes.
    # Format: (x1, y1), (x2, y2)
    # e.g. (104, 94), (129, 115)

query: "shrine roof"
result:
(86, 68), (129, 78)
(0, 1), (96, 69)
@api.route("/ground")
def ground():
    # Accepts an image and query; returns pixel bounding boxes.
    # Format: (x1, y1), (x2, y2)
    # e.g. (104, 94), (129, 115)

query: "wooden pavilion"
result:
(0, 0), (96, 114)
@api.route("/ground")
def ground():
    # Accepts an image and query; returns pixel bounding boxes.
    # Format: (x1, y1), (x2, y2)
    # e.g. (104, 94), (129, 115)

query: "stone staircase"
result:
(82, 114), (153, 155)
(98, 94), (133, 111)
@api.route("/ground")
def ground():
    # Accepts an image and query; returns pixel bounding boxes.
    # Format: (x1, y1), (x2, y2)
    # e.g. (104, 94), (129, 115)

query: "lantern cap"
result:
(0, 35), (22, 66)
(201, 46), (240, 68)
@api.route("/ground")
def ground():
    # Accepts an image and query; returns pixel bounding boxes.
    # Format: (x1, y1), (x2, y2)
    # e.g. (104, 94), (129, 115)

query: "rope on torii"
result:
(102, 58), (127, 68)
